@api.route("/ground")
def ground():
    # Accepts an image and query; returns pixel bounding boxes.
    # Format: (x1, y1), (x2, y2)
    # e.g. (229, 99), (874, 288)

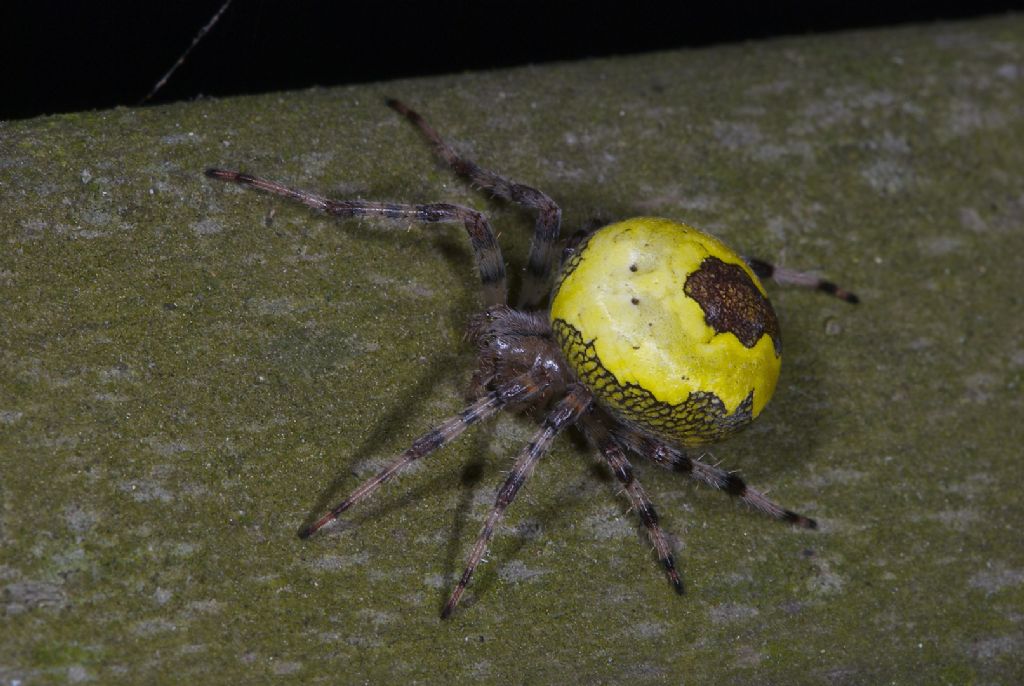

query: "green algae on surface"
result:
(3, 14), (1024, 685)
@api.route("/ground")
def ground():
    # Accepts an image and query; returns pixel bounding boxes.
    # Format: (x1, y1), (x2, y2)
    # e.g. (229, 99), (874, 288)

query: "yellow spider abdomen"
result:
(550, 217), (781, 446)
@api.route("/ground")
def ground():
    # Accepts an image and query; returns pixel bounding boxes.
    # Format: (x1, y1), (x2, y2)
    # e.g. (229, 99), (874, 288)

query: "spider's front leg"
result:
(204, 168), (509, 306)
(387, 99), (562, 310)
(298, 372), (549, 539)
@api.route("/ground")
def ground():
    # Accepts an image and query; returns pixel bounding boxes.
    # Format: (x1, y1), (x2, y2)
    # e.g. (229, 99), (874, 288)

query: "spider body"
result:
(550, 217), (781, 446)
(205, 99), (857, 619)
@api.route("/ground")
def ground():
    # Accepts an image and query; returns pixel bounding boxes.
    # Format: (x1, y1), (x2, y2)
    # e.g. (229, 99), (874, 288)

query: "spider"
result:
(205, 99), (858, 619)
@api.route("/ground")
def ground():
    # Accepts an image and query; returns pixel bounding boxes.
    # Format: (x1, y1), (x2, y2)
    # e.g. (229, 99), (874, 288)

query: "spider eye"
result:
(549, 218), (781, 446)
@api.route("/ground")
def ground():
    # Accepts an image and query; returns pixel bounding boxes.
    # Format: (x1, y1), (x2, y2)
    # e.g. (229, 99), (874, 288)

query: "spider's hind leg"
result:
(442, 385), (590, 618)
(582, 415), (685, 594)
(387, 99), (562, 310)
(743, 256), (859, 304)
(615, 427), (817, 529)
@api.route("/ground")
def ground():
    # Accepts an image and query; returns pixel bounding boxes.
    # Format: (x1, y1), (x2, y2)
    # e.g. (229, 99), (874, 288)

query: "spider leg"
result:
(442, 385), (590, 618)
(581, 416), (684, 594)
(743, 256), (859, 304)
(299, 372), (548, 539)
(387, 99), (562, 310)
(615, 428), (817, 529)
(205, 168), (508, 306)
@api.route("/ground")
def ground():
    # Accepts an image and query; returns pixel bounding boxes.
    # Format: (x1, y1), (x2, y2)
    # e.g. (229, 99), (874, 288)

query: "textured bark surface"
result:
(2, 14), (1023, 684)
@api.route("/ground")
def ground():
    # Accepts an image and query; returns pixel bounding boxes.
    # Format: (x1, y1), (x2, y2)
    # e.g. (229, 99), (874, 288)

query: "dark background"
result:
(3, 1), (1020, 120)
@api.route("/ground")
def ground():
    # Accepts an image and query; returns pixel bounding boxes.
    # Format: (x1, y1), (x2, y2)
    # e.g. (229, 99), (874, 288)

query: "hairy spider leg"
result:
(614, 427), (817, 529)
(387, 99), (562, 311)
(442, 385), (591, 618)
(299, 373), (548, 539)
(581, 415), (684, 594)
(204, 168), (508, 306)
(744, 256), (860, 304)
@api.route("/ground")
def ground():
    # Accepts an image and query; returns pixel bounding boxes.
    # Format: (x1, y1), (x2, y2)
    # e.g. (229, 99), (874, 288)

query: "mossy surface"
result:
(3, 14), (1023, 684)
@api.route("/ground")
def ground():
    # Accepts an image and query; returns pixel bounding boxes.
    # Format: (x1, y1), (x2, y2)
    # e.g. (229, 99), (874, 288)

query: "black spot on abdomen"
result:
(684, 257), (781, 356)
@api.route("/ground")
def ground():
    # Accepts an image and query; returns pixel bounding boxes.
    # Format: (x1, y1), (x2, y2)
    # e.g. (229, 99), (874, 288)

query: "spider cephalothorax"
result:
(206, 99), (857, 618)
